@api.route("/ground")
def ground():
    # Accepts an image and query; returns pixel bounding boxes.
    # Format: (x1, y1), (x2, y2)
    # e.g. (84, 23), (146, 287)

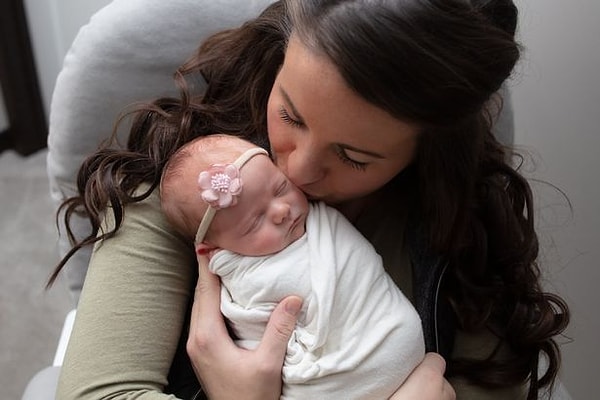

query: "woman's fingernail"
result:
(285, 298), (302, 316)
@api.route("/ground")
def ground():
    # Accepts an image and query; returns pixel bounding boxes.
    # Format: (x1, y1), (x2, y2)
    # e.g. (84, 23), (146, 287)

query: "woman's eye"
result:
(335, 147), (368, 171)
(278, 106), (303, 128)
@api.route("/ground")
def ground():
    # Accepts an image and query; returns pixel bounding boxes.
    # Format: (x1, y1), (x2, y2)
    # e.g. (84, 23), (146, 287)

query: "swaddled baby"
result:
(160, 134), (425, 399)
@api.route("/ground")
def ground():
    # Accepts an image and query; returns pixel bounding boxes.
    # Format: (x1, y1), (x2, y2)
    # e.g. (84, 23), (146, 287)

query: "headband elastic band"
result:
(194, 147), (269, 244)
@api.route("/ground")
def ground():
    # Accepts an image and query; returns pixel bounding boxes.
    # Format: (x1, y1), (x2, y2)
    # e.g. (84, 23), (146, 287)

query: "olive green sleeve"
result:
(56, 188), (196, 400)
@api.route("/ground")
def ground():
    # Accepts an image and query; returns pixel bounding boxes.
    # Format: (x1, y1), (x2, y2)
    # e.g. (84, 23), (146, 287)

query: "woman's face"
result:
(267, 36), (419, 205)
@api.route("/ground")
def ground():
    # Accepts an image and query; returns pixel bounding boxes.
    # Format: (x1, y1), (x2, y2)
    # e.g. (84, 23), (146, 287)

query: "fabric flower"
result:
(198, 163), (243, 209)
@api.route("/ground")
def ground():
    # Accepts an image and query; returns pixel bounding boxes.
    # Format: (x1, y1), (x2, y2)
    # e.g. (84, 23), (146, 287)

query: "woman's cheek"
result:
(266, 108), (281, 145)
(267, 121), (293, 158)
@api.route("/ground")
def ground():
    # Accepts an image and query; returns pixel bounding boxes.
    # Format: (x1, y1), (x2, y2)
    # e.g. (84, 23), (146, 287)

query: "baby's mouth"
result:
(289, 214), (304, 235)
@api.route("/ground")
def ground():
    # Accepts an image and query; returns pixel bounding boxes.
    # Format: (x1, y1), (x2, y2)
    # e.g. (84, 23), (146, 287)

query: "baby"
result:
(160, 134), (425, 399)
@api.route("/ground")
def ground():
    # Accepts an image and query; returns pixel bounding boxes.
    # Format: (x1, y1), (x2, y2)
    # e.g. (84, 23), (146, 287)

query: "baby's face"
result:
(207, 154), (309, 256)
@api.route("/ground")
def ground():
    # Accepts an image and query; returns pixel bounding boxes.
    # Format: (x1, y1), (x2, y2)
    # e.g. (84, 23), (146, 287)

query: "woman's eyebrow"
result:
(279, 87), (305, 122)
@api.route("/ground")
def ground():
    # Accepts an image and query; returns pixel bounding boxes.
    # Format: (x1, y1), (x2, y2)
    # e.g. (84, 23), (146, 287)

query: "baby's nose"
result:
(271, 202), (291, 224)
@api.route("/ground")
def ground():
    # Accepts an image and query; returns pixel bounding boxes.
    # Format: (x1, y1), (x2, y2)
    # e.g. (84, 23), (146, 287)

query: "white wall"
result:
(24, 0), (112, 117)
(511, 1), (600, 399)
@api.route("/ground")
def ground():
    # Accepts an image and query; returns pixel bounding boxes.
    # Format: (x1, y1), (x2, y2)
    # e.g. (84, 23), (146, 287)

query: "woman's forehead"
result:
(278, 38), (419, 156)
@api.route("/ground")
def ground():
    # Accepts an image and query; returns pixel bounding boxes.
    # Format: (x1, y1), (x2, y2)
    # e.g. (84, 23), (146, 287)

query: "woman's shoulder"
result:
(130, 183), (169, 223)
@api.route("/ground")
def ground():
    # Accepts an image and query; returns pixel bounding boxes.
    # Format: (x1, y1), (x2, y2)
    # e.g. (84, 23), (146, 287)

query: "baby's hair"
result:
(160, 134), (259, 239)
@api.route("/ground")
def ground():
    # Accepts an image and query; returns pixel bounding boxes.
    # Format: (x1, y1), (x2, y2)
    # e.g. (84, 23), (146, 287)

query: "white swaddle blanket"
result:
(209, 202), (425, 399)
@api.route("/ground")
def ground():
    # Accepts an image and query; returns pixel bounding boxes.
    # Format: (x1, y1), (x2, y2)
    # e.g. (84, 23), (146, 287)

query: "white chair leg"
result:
(53, 309), (77, 367)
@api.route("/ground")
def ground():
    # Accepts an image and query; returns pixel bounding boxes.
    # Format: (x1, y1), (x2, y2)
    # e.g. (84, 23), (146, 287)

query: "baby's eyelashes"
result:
(275, 179), (288, 197)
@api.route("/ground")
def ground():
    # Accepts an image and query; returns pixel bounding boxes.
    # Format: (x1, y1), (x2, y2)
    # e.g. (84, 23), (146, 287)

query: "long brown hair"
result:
(50, 1), (569, 397)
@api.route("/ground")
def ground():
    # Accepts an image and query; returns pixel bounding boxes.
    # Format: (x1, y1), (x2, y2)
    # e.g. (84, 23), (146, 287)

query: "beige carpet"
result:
(0, 149), (71, 400)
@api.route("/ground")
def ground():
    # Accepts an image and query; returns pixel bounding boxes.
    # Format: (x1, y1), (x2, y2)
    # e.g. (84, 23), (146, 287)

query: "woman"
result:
(51, 0), (569, 399)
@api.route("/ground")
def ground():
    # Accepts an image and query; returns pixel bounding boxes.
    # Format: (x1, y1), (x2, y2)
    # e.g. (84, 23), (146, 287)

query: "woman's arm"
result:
(187, 253), (302, 400)
(57, 188), (196, 399)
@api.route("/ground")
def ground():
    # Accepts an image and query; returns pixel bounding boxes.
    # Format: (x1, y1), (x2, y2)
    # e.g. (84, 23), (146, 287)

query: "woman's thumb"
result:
(259, 296), (302, 356)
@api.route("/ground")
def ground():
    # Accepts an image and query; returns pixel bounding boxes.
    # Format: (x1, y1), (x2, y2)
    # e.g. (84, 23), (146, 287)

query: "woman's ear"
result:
(195, 242), (217, 256)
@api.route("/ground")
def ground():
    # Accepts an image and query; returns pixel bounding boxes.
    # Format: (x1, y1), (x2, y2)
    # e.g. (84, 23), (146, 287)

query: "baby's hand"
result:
(196, 245), (221, 260)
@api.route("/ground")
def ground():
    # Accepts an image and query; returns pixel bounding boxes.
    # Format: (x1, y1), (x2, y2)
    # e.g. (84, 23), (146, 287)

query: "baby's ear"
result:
(195, 242), (217, 256)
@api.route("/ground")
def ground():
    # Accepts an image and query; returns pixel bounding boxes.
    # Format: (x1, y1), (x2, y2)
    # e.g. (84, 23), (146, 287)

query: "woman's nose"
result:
(286, 148), (324, 187)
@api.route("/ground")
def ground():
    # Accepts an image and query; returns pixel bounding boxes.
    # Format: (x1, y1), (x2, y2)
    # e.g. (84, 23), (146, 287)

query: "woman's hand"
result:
(390, 353), (456, 400)
(187, 253), (303, 400)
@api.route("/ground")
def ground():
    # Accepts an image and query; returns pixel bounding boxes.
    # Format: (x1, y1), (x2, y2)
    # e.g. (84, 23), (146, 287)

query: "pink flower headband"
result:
(194, 147), (269, 244)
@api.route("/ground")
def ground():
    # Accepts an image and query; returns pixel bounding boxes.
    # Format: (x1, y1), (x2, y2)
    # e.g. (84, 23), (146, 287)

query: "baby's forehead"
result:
(240, 152), (277, 174)
(190, 139), (248, 163)
(188, 137), (268, 170)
